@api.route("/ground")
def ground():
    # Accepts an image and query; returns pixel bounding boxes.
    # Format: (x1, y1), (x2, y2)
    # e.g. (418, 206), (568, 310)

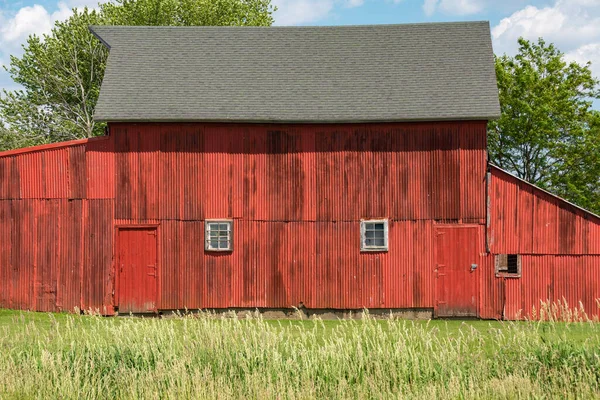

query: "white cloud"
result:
(0, 3), (70, 44)
(346, 0), (365, 7)
(440, 0), (484, 15)
(272, 0), (335, 25)
(491, 0), (600, 78)
(0, 0), (104, 46)
(566, 43), (600, 81)
(272, 0), (368, 25)
(423, 0), (485, 16)
(0, 0), (106, 89)
(423, 0), (438, 16)
(68, 0), (103, 7)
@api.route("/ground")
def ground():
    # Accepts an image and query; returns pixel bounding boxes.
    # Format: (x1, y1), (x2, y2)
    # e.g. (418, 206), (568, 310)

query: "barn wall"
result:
(0, 122), (486, 313)
(489, 166), (600, 255)
(108, 121), (485, 311)
(2, 122), (599, 318)
(486, 166), (600, 320)
(0, 140), (109, 313)
(110, 122), (488, 223)
(150, 219), (437, 310)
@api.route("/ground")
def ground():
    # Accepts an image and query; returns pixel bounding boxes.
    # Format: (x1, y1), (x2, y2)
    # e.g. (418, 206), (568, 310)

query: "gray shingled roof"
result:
(90, 22), (500, 123)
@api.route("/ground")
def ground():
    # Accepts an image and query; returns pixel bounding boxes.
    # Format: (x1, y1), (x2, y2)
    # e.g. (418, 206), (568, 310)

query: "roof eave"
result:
(95, 116), (501, 124)
(89, 26), (111, 49)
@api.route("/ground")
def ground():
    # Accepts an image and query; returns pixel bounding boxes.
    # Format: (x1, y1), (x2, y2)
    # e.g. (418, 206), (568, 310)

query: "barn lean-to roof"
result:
(90, 22), (501, 123)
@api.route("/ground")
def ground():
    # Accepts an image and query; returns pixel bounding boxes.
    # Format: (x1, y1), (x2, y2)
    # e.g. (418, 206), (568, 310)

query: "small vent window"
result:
(360, 219), (389, 252)
(495, 254), (521, 277)
(506, 254), (519, 274)
(205, 220), (233, 251)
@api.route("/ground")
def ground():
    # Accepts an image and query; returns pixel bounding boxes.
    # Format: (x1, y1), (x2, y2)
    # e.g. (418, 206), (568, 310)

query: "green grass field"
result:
(0, 309), (599, 399)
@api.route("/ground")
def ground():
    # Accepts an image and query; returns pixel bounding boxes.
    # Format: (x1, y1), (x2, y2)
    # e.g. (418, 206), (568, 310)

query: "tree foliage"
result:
(489, 38), (600, 214)
(101, 0), (274, 26)
(0, 0), (274, 146)
(1, 8), (106, 142)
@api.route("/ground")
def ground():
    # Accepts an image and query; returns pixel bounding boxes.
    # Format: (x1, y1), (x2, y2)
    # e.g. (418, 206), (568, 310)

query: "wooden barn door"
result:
(116, 227), (158, 314)
(435, 226), (479, 317)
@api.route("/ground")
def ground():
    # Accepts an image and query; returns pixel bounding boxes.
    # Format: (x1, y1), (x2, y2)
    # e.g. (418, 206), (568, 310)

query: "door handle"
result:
(470, 264), (478, 272)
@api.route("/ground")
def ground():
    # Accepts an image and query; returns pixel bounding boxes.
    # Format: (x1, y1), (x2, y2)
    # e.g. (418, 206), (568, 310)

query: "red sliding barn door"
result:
(116, 227), (158, 313)
(435, 226), (480, 317)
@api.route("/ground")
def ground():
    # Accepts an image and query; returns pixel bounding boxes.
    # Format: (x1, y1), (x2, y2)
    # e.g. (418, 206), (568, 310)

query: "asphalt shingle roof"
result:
(90, 22), (500, 123)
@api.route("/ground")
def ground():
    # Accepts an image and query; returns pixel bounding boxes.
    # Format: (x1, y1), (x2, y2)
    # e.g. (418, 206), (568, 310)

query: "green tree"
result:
(550, 110), (600, 213)
(1, 8), (106, 143)
(489, 38), (600, 214)
(0, 0), (274, 148)
(0, 125), (20, 151)
(101, 0), (274, 26)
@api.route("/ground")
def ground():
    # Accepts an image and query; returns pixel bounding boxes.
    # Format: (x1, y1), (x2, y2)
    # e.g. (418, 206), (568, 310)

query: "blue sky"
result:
(1, 0), (600, 100)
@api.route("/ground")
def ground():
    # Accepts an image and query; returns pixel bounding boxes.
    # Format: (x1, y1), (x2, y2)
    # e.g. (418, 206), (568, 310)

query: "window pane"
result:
(210, 231), (219, 238)
(374, 230), (384, 238)
(366, 231), (375, 238)
(209, 239), (219, 249)
(219, 231), (229, 238)
(507, 254), (518, 274)
(219, 223), (229, 231)
(209, 223), (220, 231)
(219, 240), (229, 249)
(374, 238), (385, 247)
(375, 223), (384, 230)
(365, 223), (374, 230)
(365, 238), (373, 246)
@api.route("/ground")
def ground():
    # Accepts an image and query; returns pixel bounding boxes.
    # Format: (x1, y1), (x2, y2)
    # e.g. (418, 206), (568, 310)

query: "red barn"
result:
(0, 22), (598, 319)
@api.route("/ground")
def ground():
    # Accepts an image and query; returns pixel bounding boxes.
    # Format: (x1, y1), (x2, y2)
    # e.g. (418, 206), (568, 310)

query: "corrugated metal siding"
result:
(34, 200), (60, 312)
(503, 255), (600, 320)
(478, 256), (503, 320)
(1, 122), (598, 319)
(10, 200), (35, 309)
(0, 199), (85, 312)
(155, 219), (436, 310)
(69, 146), (87, 199)
(110, 121), (487, 223)
(487, 166), (600, 320)
(0, 145), (87, 201)
(0, 201), (11, 308)
(58, 200), (84, 311)
(0, 157), (19, 199)
(86, 137), (115, 199)
(489, 166), (600, 255)
(84, 199), (114, 314)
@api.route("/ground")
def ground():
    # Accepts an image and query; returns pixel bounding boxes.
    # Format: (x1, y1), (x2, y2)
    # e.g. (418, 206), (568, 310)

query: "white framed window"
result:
(495, 254), (521, 277)
(205, 220), (233, 251)
(360, 219), (389, 252)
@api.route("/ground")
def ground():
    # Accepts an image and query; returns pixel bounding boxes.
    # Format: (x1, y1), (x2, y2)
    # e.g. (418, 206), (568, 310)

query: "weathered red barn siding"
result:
(154, 219), (437, 310)
(0, 121), (488, 313)
(0, 140), (109, 313)
(109, 121), (488, 223)
(110, 121), (487, 311)
(2, 122), (599, 319)
(487, 166), (600, 319)
(489, 167), (600, 255)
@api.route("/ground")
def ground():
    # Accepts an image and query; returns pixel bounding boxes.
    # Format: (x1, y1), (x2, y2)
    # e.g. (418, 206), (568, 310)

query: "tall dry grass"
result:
(0, 311), (599, 399)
